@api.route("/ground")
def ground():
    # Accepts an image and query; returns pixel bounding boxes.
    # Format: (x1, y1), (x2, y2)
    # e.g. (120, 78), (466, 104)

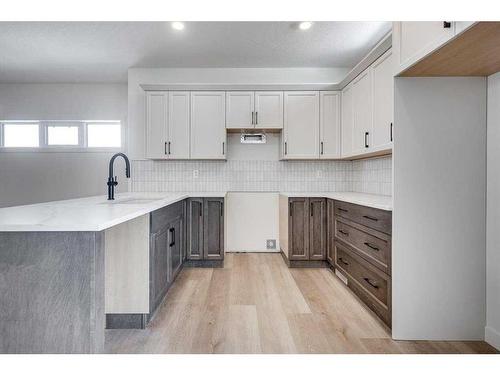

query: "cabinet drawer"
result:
(334, 200), (392, 235)
(335, 244), (389, 307)
(335, 217), (391, 274)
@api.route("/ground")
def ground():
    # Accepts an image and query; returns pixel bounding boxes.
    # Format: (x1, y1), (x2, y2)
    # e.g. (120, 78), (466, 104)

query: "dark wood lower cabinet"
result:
(332, 202), (392, 327)
(149, 200), (185, 319)
(282, 195), (392, 328)
(287, 197), (326, 263)
(186, 197), (224, 265)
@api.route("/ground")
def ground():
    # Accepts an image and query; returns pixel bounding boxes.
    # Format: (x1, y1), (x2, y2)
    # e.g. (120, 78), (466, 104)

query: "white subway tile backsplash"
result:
(131, 156), (392, 196)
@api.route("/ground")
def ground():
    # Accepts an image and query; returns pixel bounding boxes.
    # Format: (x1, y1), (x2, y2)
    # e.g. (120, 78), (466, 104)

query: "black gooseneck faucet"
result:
(107, 153), (131, 200)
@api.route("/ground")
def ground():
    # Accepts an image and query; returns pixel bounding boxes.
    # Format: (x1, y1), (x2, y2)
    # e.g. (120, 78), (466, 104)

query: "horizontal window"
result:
(0, 121), (121, 151)
(47, 124), (80, 146)
(3, 123), (39, 147)
(87, 123), (121, 148)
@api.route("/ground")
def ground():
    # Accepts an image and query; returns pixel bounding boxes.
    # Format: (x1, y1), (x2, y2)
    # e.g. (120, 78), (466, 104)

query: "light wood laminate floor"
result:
(105, 253), (498, 354)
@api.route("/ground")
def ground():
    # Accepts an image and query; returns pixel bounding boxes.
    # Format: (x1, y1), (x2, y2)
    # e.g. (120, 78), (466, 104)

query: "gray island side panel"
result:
(0, 231), (105, 353)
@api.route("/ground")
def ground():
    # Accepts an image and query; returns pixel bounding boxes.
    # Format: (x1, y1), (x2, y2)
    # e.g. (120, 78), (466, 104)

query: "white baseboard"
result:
(485, 326), (500, 350)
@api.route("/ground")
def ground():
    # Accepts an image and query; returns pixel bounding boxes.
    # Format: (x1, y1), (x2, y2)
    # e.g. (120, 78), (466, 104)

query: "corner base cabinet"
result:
(187, 197), (225, 264)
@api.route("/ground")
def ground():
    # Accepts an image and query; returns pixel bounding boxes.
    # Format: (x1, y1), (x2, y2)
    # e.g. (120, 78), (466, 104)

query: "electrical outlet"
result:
(266, 239), (276, 250)
(193, 170), (199, 178)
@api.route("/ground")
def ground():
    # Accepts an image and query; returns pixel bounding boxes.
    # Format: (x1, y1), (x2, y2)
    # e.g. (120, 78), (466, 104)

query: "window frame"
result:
(0, 120), (123, 153)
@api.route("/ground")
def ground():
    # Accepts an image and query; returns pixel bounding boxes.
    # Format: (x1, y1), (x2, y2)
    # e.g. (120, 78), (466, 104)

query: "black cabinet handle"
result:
(255, 111), (258, 125)
(251, 111), (254, 125)
(443, 21), (452, 28)
(169, 227), (175, 247)
(168, 141), (171, 155)
(284, 142), (287, 155)
(338, 257), (349, 266)
(365, 132), (369, 148)
(364, 242), (379, 251)
(337, 207), (348, 213)
(222, 142), (225, 155)
(363, 215), (379, 222)
(390, 122), (393, 142)
(363, 277), (379, 289)
(320, 141), (324, 155)
(164, 141), (168, 155)
(338, 229), (349, 236)
(310, 202), (313, 217)
(220, 202), (223, 217)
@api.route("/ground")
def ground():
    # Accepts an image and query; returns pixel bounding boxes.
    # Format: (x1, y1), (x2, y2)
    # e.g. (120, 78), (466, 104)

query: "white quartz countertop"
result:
(0, 192), (226, 232)
(0, 191), (391, 232)
(280, 192), (393, 211)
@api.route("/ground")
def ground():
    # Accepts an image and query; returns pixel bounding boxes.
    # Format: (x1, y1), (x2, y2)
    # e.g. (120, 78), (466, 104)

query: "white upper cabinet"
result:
(190, 91), (226, 160)
(226, 91), (254, 129)
(226, 91), (283, 129)
(341, 84), (354, 158)
(393, 21), (455, 75)
(168, 92), (190, 159)
(283, 91), (319, 159)
(319, 91), (341, 159)
(146, 92), (168, 159)
(371, 49), (394, 151)
(351, 69), (373, 155)
(254, 91), (283, 129)
(146, 91), (190, 159)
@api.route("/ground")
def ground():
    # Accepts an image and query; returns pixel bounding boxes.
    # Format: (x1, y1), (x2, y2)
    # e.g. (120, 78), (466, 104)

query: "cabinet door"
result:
(169, 216), (183, 280)
(146, 92), (168, 159)
(168, 92), (190, 159)
(187, 198), (204, 260)
(190, 92), (226, 159)
(255, 91), (283, 129)
(371, 49), (394, 151)
(341, 84), (354, 158)
(150, 226), (170, 311)
(283, 91), (319, 159)
(326, 199), (335, 265)
(351, 69), (373, 155)
(309, 198), (326, 260)
(226, 91), (254, 129)
(394, 21), (455, 73)
(288, 198), (309, 260)
(203, 198), (224, 260)
(319, 91), (341, 159)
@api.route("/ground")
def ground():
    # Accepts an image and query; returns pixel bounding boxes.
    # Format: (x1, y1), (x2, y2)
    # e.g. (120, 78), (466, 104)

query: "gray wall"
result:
(0, 83), (128, 208)
(393, 77), (486, 340)
(486, 72), (500, 350)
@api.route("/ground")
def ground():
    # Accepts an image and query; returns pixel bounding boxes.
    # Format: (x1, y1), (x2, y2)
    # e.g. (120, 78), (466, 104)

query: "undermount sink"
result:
(102, 197), (160, 205)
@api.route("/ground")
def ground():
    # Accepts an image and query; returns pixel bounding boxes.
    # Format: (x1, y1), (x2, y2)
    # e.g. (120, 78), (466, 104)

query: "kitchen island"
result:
(0, 192), (225, 353)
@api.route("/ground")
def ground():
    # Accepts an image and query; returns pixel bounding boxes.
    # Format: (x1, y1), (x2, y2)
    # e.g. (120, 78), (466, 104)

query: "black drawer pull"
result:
(363, 215), (378, 222)
(337, 207), (348, 213)
(338, 257), (349, 266)
(169, 227), (175, 247)
(338, 229), (349, 236)
(364, 242), (379, 251)
(363, 277), (379, 289)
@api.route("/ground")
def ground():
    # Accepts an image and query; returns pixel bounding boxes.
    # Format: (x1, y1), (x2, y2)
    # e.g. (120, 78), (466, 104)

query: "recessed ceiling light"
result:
(171, 22), (185, 31)
(298, 21), (313, 30)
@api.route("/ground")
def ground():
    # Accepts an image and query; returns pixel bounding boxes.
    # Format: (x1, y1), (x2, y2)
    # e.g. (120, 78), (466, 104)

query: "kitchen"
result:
(0, 11), (499, 368)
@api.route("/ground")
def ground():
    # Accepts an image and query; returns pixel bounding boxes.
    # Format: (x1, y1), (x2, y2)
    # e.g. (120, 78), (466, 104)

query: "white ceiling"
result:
(0, 22), (391, 83)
